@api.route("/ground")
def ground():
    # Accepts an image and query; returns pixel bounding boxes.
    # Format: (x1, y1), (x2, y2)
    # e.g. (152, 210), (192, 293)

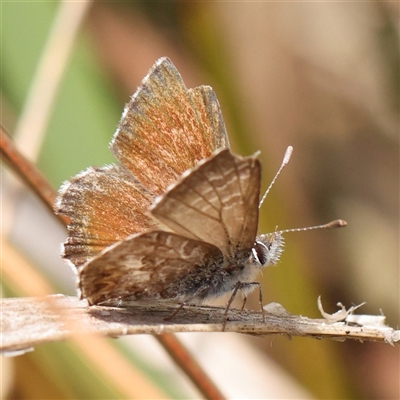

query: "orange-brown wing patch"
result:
(55, 165), (159, 268)
(111, 57), (229, 195)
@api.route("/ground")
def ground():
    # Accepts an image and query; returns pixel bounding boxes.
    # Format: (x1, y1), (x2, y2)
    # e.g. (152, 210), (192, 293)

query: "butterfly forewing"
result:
(111, 57), (229, 195)
(55, 58), (229, 269)
(188, 86), (230, 151)
(79, 230), (224, 305)
(150, 149), (261, 260)
(55, 165), (158, 268)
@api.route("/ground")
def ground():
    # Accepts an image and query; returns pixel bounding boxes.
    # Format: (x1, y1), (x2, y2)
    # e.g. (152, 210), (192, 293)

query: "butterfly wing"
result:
(55, 165), (158, 268)
(111, 57), (229, 195)
(150, 149), (261, 262)
(56, 57), (229, 268)
(79, 230), (224, 305)
(79, 149), (261, 304)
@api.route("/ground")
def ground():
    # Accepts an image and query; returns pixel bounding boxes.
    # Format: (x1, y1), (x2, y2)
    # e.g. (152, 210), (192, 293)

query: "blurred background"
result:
(2, 1), (399, 399)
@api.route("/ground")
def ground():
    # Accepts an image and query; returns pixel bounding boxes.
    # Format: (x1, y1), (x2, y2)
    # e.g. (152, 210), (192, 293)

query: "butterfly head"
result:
(251, 232), (284, 268)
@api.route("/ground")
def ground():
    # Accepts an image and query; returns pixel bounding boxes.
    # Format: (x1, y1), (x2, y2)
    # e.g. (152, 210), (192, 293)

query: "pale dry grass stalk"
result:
(13, 0), (92, 160)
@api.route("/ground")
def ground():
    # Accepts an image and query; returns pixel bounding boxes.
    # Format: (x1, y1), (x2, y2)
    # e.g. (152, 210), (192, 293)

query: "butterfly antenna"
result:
(277, 219), (347, 235)
(259, 146), (293, 208)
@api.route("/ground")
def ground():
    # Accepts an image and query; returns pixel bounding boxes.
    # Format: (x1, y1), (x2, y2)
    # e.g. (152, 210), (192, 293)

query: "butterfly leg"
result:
(222, 282), (243, 331)
(239, 282), (265, 324)
(223, 282), (265, 331)
(164, 302), (186, 321)
(240, 295), (248, 311)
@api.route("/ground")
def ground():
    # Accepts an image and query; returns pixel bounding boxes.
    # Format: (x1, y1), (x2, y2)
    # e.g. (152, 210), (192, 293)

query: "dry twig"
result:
(2, 295), (399, 356)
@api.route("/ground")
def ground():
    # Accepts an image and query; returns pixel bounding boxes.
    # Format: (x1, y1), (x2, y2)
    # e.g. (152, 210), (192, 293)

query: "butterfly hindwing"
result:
(79, 230), (224, 305)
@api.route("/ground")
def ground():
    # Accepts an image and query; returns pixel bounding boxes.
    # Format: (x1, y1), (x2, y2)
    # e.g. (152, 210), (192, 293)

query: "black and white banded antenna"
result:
(259, 146), (347, 232)
(276, 219), (347, 235)
(259, 145), (293, 209)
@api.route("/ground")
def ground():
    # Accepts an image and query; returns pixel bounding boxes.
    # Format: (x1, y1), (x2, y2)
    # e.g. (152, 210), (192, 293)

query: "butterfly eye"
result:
(252, 232), (284, 268)
(252, 241), (270, 266)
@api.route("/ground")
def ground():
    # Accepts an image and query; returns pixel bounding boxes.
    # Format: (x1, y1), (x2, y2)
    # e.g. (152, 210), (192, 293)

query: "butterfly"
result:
(55, 57), (345, 327)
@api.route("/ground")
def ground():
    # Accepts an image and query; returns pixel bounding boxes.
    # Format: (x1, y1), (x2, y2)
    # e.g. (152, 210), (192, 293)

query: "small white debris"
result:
(317, 296), (365, 323)
(263, 302), (291, 316)
(345, 314), (386, 327)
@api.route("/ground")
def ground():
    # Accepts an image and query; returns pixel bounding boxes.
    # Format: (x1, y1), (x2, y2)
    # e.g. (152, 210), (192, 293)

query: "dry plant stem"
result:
(0, 126), (67, 225)
(1, 127), (226, 400)
(13, 0), (92, 160)
(2, 296), (399, 352)
(155, 334), (225, 400)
